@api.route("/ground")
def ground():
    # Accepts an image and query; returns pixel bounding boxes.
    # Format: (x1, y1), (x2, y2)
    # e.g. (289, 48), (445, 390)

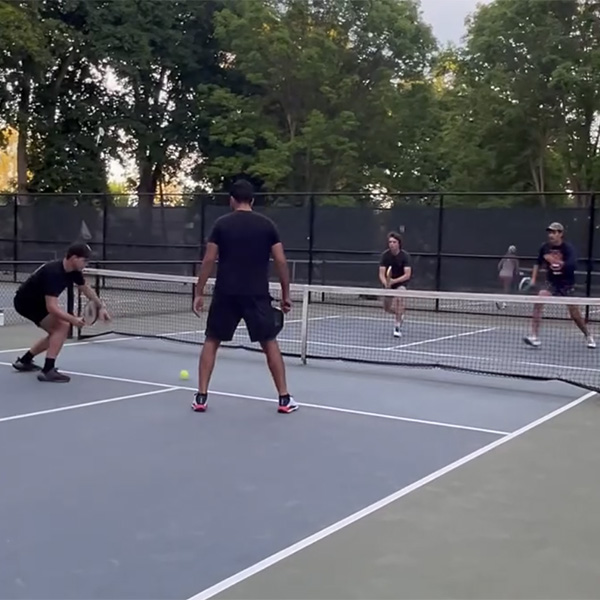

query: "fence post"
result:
(12, 195), (18, 283)
(585, 192), (596, 321)
(434, 194), (445, 309)
(199, 194), (207, 263)
(67, 283), (75, 340)
(307, 195), (315, 287)
(102, 194), (108, 266)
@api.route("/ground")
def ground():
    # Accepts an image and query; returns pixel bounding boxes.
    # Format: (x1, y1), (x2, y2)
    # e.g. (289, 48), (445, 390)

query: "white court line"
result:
(388, 327), (497, 351)
(346, 315), (487, 329)
(0, 315), (339, 357)
(0, 363), (505, 435)
(0, 335), (144, 355)
(391, 347), (600, 374)
(186, 389), (597, 600)
(0, 387), (177, 424)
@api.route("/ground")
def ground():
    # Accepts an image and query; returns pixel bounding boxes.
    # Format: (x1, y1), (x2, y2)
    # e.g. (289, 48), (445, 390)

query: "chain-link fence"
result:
(1, 191), (598, 295)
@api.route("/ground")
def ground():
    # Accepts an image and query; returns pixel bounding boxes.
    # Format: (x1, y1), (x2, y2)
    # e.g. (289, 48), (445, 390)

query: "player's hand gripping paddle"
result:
(77, 301), (112, 340)
(272, 305), (285, 336)
(273, 296), (292, 337)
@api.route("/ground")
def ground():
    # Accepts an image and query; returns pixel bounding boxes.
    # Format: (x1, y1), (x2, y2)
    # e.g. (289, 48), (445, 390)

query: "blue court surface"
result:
(0, 322), (598, 599)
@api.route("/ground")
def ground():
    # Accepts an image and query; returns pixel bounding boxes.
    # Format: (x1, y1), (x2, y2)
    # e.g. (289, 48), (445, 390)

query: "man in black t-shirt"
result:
(378, 232), (412, 338)
(12, 243), (111, 382)
(523, 222), (596, 349)
(191, 180), (298, 414)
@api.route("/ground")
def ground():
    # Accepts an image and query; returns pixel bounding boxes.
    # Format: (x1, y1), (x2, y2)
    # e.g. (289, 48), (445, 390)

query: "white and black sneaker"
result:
(523, 335), (541, 348)
(586, 335), (596, 349)
(278, 395), (299, 414)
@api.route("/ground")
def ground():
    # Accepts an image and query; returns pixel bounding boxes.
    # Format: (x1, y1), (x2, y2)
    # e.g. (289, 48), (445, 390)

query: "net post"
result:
(67, 284), (75, 339)
(94, 262), (101, 297)
(299, 285), (310, 364)
(12, 194), (18, 283)
(434, 193), (445, 309)
(585, 192), (596, 321)
(307, 194), (315, 287)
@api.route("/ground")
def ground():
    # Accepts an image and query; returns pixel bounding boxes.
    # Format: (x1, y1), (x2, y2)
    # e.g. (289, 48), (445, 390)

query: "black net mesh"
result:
(70, 267), (600, 393)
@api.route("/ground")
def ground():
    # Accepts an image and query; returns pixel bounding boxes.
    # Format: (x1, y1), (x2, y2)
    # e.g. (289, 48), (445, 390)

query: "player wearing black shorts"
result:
(378, 232), (412, 338)
(191, 180), (297, 414)
(523, 222), (596, 349)
(12, 243), (110, 382)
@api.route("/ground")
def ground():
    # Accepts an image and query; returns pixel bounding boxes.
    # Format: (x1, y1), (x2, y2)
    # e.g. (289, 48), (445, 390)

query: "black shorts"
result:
(13, 295), (49, 327)
(546, 283), (575, 297)
(391, 282), (409, 290)
(205, 294), (278, 343)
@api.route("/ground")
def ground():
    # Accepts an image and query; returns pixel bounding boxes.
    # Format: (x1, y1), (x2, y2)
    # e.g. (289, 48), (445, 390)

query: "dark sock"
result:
(279, 394), (290, 405)
(21, 351), (34, 363)
(43, 358), (56, 373)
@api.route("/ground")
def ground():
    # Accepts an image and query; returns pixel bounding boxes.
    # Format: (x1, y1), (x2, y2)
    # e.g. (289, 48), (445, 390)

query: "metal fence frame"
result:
(1, 191), (598, 294)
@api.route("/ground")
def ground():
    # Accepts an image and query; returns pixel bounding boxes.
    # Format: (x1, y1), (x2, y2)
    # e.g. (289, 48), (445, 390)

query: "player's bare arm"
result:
(391, 266), (412, 286)
(379, 266), (389, 287)
(45, 295), (84, 327)
(271, 242), (291, 312)
(194, 242), (218, 313)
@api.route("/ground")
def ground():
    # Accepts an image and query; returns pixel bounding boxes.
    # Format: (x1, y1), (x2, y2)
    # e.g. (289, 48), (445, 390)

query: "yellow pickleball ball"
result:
(179, 369), (189, 381)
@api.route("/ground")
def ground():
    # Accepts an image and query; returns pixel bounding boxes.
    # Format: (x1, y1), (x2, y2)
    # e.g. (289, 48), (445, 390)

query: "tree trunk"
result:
(16, 68), (31, 204)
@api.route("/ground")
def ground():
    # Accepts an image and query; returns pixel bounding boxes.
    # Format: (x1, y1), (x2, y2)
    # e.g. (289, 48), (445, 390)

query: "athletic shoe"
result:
(393, 324), (402, 338)
(12, 357), (42, 372)
(523, 335), (541, 348)
(278, 395), (299, 414)
(191, 393), (208, 412)
(586, 335), (596, 349)
(37, 368), (70, 382)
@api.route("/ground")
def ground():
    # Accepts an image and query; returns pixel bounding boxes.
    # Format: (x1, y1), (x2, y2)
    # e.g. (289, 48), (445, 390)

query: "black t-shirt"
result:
(536, 241), (577, 287)
(208, 210), (281, 296)
(15, 260), (85, 306)
(380, 249), (412, 288)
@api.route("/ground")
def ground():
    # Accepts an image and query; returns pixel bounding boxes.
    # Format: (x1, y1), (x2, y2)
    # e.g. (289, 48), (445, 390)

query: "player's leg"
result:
(562, 287), (597, 348)
(12, 297), (45, 371)
(393, 286), (406, 338)
(36, 314), (72, 382)
(382, 296), (394, 315)
(243, 296), (298, 414)
(497, 275), (510, 309)
(523, 288), (550, 347)
(192, 295), (240, 412)
(13, 334), (48, 372)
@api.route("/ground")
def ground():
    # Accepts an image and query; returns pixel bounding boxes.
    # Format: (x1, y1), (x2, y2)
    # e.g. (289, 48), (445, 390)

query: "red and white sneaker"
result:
(277, 395), (299, 414)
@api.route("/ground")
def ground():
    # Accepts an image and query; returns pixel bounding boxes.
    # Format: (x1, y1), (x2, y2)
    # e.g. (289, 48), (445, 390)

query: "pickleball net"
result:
(77, 267), (600, 392)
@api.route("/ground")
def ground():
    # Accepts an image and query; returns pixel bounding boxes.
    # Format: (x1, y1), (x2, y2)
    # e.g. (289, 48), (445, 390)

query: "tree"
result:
(195, 0), (439, 199)
(91, 0), (226, 226)
(437, 0), (600, 204)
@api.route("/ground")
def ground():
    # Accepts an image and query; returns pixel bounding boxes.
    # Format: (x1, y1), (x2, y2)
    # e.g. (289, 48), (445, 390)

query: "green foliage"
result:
(436, 0), (600, 204)
(197, 0), (438, 196)
(1, 0), (599, 209)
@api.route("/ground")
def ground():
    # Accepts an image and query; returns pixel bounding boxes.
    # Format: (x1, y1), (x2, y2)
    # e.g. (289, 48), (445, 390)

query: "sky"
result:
(419, 0), (492, 45)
